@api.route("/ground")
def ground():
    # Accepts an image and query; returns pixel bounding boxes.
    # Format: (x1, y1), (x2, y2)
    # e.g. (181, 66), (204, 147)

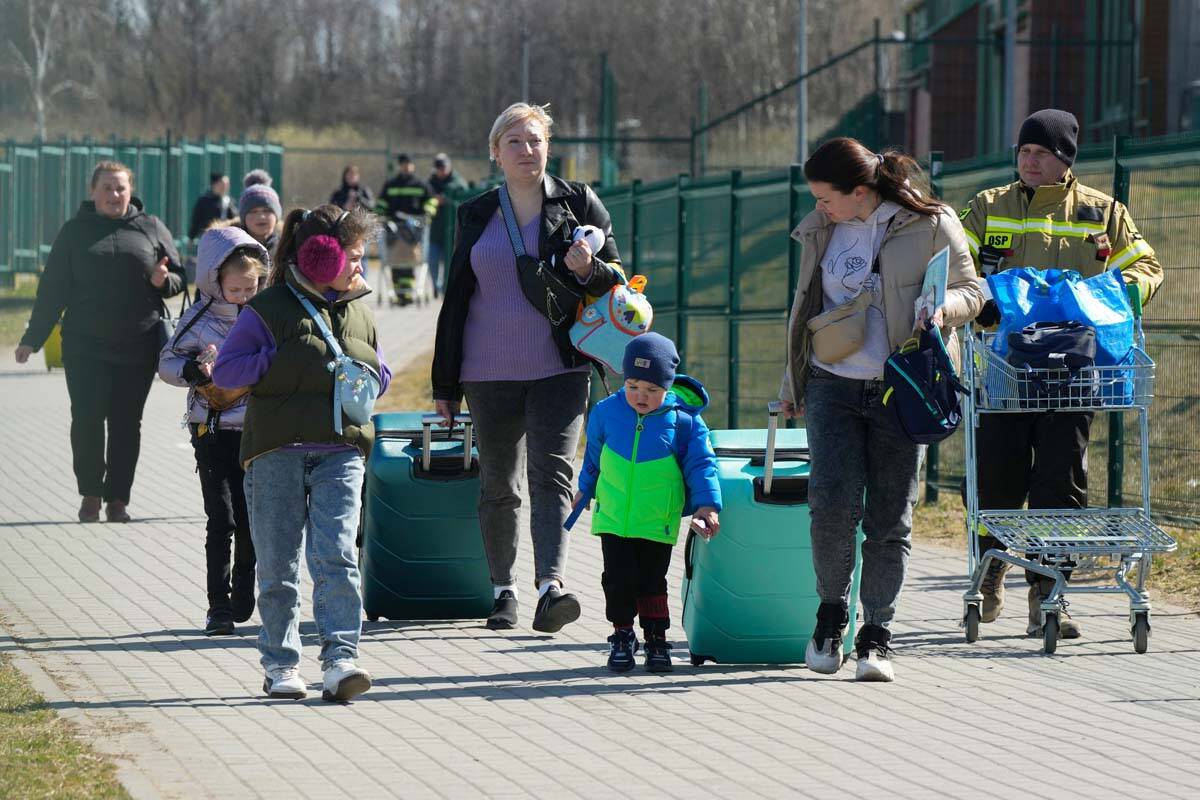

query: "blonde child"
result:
(159, 227), (267, 636)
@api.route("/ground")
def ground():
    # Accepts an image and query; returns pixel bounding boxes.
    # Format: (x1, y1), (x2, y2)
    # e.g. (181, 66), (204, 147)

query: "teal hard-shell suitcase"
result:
(681, 406), (863, 664)
(361, 412), (493, 621)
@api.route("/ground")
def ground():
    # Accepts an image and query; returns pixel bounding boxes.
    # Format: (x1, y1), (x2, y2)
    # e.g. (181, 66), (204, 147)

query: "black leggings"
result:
(600, 533), (674, 637)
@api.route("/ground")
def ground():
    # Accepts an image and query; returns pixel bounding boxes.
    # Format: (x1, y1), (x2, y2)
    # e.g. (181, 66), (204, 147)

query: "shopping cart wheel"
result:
(1042, 613), (1059, 654)
(964, 604), (981, 643)
(1132, 612), (1150, 654)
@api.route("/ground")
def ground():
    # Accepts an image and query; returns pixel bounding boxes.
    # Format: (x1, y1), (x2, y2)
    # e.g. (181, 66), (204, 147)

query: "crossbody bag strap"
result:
(287, 284), (345, 359)
(497, 184), (529, 259)
(168, 297), (215, 351)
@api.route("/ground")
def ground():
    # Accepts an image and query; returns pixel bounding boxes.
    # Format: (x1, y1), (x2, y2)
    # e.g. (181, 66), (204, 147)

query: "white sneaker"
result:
(263, 666), (307, 699)
(854, 642), (895, 682)
(804, 634), (844, 674)
(322, 659), (372, 703)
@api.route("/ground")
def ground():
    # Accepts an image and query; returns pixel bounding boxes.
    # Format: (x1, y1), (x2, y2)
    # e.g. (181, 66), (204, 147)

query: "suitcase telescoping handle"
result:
(420, 413), (473, 472)
(763, 401), (782, 496)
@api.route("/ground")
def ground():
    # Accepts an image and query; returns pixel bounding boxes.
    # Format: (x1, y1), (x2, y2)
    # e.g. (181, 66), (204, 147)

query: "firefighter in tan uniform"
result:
(960, 110), (1163, 640)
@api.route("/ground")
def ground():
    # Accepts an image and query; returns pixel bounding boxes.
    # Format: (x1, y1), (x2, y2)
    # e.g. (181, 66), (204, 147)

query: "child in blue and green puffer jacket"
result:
(574, 333), (721, 673)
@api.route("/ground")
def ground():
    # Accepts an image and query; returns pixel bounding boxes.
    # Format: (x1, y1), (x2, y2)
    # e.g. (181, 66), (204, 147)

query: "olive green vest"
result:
(239, 271), (380, 465)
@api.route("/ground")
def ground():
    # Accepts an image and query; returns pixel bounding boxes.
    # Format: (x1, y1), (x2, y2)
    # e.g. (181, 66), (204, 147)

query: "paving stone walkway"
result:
(2, 298), (1199, 799)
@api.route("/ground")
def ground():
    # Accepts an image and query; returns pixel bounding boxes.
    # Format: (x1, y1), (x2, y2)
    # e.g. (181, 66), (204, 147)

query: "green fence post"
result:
(1107, 135), (1130, 508)
(728, 170), (742, 426)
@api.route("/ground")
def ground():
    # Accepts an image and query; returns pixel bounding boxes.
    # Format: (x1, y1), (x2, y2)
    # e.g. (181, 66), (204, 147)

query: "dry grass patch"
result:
(0, 653), (129, 799)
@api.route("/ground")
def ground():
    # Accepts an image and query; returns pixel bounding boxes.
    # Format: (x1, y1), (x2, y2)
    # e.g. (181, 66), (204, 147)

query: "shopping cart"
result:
(961, 295), (1175, 654)
(384, 212), (431, 307)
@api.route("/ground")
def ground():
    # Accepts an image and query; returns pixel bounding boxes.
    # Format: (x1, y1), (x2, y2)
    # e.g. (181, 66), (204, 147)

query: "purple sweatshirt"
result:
(459, 212), (591, 383)
(213, 291), (391, 449)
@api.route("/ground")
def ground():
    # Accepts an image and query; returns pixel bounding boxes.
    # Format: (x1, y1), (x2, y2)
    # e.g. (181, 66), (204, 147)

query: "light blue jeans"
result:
(244, 448), (365, 670)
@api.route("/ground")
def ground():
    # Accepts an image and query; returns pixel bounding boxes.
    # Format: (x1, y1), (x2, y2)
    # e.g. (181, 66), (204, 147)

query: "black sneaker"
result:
(607, 628), (639, 672)
(531, 586), (581, 633)
(854, 624), (895, 682)
(486, 590), (518, 630)
(231, 575), (256, 624)
(643, 638), (673, 673)
(204, 611), (235, 636)
(805, 602), (848, 674)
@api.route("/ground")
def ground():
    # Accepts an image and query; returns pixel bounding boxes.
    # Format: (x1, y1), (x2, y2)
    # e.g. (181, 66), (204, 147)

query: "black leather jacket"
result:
(432, 175), (624, 402)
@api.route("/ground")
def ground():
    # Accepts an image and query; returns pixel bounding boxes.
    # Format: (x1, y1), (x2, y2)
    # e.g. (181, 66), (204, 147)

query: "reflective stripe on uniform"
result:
(1107, 238), (1154, 271)
(387, 187), (427, 197)
(963, 227), (980, 256)
(984, 215), (1104, 238)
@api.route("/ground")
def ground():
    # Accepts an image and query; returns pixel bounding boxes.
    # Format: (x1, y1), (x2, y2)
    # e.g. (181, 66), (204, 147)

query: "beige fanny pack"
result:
(807, 289), (872, 363)
(807, 216), (897, 364)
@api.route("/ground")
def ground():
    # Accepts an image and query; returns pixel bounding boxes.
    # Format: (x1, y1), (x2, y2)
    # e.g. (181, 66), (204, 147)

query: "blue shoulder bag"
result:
(288, 285), (380, 434)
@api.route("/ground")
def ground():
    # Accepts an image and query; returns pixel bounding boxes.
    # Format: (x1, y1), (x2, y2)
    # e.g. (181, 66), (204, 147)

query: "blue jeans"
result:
(244, 448), (365, 670)
(804, 367), (922, 629)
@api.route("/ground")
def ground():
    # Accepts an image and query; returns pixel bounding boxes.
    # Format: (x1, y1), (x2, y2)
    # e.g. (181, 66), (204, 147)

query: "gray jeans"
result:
(805, 367), (922, 629)
(462, 371), (589, 589)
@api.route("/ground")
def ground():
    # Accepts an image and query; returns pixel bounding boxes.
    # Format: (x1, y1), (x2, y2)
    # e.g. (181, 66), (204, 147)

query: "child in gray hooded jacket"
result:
(159, 226), (268, 636)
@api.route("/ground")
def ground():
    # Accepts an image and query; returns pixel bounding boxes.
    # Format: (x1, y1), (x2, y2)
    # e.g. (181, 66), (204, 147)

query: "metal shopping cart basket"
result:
(961, 301), (1175, 654)
(384, 212), (431, 307)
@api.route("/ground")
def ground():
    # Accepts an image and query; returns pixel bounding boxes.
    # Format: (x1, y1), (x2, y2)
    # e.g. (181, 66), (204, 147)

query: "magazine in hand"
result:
(914, 245), (949, 321)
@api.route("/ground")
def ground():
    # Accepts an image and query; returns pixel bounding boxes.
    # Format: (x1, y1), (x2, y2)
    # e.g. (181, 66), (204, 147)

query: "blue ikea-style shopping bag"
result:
(988, 267), (1136, 403)
(987, 267), (1134, 365)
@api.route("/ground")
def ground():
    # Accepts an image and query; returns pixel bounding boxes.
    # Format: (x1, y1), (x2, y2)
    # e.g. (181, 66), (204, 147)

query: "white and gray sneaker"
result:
(854, 625), (895, 683)
(263, 666), (307, 699)
(322, 659), (372, 703)
(805, 603), (848, 674)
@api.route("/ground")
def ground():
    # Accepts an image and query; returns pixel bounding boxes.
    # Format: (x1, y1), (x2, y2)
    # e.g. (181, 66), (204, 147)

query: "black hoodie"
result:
(21, 198), (186, 364)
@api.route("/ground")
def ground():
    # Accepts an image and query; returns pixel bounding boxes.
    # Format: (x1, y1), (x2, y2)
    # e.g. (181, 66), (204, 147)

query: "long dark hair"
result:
(269, 203), (379, 286)
(803, 137), (942, 217)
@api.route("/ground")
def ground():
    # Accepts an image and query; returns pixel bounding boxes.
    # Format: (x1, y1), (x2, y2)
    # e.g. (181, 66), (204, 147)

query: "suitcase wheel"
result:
(689, 653), (712, 667)
(366, 613), (381, 622)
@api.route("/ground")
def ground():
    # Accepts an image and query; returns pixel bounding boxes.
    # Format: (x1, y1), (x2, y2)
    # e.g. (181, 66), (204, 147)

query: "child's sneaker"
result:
(606, 628), (639, 672)
(262, 666), (307, 699)
(322, 659), (372, 703)
(854, 624), (895, 683)
(204, 611), (235, 637)
(644, 638), (673, 673)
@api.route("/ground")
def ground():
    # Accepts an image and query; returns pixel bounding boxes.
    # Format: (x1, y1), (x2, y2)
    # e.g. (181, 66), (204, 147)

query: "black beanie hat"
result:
(1017, 109), (1079, 167)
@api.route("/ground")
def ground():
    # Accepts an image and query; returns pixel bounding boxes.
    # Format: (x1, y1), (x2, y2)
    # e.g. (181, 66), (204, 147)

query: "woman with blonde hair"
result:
(15, 161), (185, 523)
(432, 102), (625, 632)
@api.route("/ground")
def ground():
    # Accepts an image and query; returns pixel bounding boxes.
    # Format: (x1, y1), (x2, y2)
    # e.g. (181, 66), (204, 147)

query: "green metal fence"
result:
(597, 130), (1200, 526)
(0, 136), (284, 283)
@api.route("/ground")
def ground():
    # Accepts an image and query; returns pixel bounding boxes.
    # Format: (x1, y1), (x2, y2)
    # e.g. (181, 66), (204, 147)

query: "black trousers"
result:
(973, 411), (1093, 584)
(191, 426), (255, 613)
(62, 352), (157, 503)
(600, 533), (673, 636)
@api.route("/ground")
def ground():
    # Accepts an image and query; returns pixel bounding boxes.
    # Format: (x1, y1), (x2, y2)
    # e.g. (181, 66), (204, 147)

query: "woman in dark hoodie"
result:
(14, 161), (186, 523)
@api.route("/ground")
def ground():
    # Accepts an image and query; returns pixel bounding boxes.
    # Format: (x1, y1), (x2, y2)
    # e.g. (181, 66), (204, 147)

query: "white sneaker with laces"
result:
(263, 666), (307, 699)
(322, 659), (372, 702)
(855, 647), (895, 682)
